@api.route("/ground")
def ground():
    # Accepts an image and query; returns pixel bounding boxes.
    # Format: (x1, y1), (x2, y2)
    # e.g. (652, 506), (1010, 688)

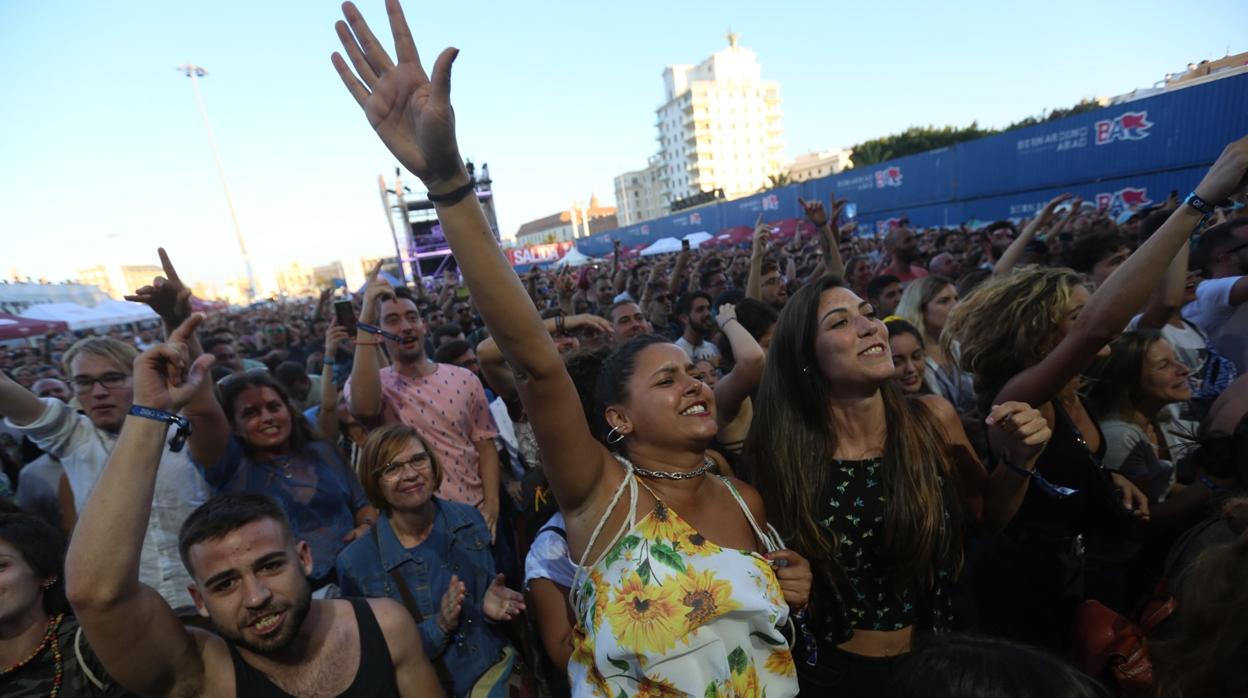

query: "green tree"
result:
(761, 172), (793, 191)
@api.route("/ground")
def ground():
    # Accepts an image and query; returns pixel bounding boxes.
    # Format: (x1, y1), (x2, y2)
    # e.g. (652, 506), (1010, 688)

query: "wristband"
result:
(128, 405), (193, 453)
(1183, 192), (1216, 220)
(357, 322), (403, 343)
(554, 314), (566, 336)
(427, 178), (477, 206)
(1001, 459), (1078, 499)
(1198, 474), (1226, 496)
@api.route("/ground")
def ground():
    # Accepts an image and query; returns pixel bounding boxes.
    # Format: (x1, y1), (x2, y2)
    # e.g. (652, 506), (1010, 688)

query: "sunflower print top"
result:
(569, 458), (798, 698)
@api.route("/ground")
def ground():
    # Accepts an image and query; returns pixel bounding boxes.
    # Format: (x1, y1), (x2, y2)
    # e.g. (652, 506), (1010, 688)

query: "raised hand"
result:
(716, 303), (738, 331)
(1194, 134), (1248, 203)
(325, 321), (352, 358)
(124, 248), (192, 327)
(984, 402), (1052, 470)
(1038, 192), (1075, 224)
(333, 0), (466, 190)
(437, 574), (466, 633)
(797, 197), (828, 227)
(482, 573), (525, 622)
(564, 314), (613, 337)
(358, 260), (393, 324)
(131, 314), (215, 413)
(752, 215), (771, 255)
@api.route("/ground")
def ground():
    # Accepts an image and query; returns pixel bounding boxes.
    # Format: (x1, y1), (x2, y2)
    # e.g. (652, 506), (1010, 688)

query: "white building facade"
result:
(655, 34), (784, 204)
(613, 156), (667, 226)
(787, 148), (854, 182)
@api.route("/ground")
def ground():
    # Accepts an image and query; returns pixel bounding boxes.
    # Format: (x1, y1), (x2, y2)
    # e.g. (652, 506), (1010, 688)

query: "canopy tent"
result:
(0, 313), (69, 341)
(682, 231), (713, 249)
(553, 247), (595, 268)
(19, 301), (158, 331)
(638, 237), (683, 257)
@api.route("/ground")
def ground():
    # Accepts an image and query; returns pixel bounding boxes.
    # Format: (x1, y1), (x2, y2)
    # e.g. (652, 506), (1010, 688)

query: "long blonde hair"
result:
(943, 265), (1086, 414)
(896, 275), (954, 341)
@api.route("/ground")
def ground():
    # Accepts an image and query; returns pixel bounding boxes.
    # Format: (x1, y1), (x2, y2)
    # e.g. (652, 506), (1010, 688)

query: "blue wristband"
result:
(356, 322), (403, 343)
(128, 405), (193, 453)
(1198, 474), (1226, 496)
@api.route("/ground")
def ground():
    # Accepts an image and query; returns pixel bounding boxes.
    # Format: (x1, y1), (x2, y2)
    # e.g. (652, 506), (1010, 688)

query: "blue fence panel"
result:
(956, 73), (1248, 199)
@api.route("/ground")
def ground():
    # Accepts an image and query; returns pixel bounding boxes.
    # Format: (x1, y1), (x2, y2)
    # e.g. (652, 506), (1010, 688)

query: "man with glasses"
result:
(1184, 217), (1248, 371)
(0, 335), (209, 611)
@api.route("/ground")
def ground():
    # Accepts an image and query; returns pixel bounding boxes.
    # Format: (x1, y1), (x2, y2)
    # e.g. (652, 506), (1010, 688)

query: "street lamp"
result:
(177, 64), (256, 301)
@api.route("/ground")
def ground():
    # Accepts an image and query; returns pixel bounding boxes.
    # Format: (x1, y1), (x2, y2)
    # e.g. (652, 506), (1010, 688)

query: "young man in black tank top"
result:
(65, 316), (443, 697)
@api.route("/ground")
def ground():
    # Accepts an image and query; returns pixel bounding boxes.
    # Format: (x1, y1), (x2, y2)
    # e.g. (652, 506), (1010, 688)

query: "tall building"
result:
(514, 196), (617, 246)
(613, 156), (666, 226)
(655, 33), (784, 204)
(787, 149), (854, 182)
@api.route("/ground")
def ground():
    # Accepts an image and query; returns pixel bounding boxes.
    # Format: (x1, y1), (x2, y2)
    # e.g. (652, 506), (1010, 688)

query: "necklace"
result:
(621, 455), (716, 480)
(1, 613), (64, 697)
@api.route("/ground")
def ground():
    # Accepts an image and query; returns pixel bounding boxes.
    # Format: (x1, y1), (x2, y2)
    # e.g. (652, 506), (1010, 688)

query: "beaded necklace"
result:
(0, 612), (65, 697)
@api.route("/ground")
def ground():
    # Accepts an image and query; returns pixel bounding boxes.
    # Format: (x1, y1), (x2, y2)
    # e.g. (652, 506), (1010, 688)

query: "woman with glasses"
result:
(335, 424), (525, 698)
(183, 369), (377, 592)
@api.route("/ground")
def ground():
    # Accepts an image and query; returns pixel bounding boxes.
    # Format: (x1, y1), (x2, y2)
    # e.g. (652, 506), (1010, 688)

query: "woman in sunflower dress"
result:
(323, 7), (812, 694)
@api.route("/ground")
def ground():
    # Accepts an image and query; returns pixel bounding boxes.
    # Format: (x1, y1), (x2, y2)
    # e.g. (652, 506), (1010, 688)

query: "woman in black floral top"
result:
(744, 275), (1052, 697)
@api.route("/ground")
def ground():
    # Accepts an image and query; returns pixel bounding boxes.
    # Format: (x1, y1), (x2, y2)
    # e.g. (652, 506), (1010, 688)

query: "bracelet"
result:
(1001, 459), (1078, 499)
(1198, 474), (1226, 496)
(721, 316), (738, 329)
(554, 314), (566, 336)
(357, 322), (403, 343)
(128, 405), (193, 453)
(1183, 191), (1216, 221)
(427, 178), (477, 206)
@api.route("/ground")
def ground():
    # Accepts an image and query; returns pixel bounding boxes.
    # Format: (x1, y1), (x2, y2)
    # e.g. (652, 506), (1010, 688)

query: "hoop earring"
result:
(607, 426), (626, 444)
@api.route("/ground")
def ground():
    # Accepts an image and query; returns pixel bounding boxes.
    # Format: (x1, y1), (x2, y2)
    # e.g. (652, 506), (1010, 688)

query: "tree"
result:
(760, 173), (793, 191)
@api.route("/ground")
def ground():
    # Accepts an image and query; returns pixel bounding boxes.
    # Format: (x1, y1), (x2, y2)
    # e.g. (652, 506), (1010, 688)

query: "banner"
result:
(505, 241), (575, 267)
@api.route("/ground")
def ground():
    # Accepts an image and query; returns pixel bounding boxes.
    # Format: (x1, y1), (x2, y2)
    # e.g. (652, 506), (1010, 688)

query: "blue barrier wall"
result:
(576, 73), (1248, 256)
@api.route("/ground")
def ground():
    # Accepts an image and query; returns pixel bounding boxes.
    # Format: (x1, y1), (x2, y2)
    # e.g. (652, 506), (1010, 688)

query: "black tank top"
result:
(227, 598), (398, 697)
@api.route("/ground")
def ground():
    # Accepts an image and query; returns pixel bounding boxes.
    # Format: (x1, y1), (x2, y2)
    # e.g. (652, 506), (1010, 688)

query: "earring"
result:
(607, 425), (626, 444)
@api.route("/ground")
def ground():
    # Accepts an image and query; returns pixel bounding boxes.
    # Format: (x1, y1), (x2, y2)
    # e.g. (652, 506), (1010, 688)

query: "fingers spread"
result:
(386, 0), (422, 69)
(336, 20), (379, 89)
(331, 52), (370, 107)
(430, 47), (458, 106)
(343, 0), (397, 76)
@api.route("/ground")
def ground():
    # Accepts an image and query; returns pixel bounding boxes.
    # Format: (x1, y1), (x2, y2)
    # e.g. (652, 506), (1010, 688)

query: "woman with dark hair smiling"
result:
(183, 369), (378, 592)
(329, 4), (812, 694)
(744, 274), (1051, 695)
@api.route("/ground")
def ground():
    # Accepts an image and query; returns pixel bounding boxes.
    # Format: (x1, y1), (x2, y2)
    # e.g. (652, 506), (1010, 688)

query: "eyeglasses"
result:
(71, 372), (129, 393)
(378, 452), (433, 481)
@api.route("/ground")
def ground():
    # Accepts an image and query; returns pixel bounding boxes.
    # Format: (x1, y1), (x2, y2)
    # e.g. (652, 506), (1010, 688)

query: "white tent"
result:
(554, 247), (594, 268)
(639, 237), (683, 257)
(682, 231), (713, 249)
(19, 301), (157, 331)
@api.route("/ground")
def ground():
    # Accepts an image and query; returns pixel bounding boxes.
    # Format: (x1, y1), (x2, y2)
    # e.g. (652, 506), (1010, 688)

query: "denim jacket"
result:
(335, 499), (508, 697)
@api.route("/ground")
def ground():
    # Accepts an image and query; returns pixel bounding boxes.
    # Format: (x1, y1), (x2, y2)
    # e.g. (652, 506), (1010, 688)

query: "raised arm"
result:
(125, 248), (231, 466)
(993, 193), (1072, 276)
(65, 315), (215, 698)
(1137, 236), (1189, 330)
(711, 304), (764, 426)
(318, 322), (352, 442)
(745, 216), (769, 301)
(0, 370), (48, 426)
(800, 195), (845, 277)
(668, 248), (691, 296)
(332, 0), (615, 514)
(348, 262), (391, 421)
(997, 136), (1248, 408)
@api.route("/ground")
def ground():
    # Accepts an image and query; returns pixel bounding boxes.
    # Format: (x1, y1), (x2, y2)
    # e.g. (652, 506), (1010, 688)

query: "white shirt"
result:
(675, 335), (721, 364)
(6, 398), (210, 609)
(1182, 276), (1248, 372)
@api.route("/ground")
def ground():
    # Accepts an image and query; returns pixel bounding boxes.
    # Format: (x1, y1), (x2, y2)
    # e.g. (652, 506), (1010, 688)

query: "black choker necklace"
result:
(618, 455), (715, 480)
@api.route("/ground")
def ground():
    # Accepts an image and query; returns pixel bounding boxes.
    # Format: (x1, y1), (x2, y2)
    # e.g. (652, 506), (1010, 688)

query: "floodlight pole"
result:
(178, 64), (256, 301)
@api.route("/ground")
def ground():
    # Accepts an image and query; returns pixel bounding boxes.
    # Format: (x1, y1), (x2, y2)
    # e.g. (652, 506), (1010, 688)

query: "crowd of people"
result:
(3, 3), (1248, 697)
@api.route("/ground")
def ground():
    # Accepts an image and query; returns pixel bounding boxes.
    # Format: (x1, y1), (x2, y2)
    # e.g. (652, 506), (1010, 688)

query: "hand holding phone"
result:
(333, 299), (357, 335)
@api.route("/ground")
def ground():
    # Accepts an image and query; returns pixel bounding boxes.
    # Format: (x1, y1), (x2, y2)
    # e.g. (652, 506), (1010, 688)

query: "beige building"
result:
(613, 156), (667, 225)
(75, 264), (164, 300)
(787, 149), (853, 182)
(655, 33), (784, 204)
(515, 197), (618, 246)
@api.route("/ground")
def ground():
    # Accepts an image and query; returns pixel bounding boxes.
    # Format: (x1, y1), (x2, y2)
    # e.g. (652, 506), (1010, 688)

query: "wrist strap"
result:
(427, 178), (477, 206)
(1198, 474), (1226, 496)
(1001, 459), (1078, 499)
(1184, 192), (1216, 228)
(357, 322), (403, 343)
(128, 405), (193, 453)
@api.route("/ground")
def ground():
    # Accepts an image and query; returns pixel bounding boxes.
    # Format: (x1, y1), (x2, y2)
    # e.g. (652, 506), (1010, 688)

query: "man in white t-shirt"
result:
(1182, 218), (1248, 371)
(673, 291), (721, 364)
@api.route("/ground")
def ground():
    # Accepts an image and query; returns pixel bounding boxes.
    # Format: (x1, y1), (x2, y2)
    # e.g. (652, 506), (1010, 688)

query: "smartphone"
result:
(843, 203), (857, 221)
(333, 299), (357, 334)
(681, 239), (690, 251)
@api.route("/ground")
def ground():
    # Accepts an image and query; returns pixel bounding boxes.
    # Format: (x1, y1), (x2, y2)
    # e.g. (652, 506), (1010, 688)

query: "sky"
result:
(2, 0), (1245, 290)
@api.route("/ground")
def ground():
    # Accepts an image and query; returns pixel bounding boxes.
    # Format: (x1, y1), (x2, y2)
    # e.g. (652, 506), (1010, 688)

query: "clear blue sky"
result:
(2, 0), (1244, 288)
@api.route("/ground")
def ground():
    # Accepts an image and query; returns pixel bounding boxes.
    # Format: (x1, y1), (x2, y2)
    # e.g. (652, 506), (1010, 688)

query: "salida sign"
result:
(505, 241), (575, 267)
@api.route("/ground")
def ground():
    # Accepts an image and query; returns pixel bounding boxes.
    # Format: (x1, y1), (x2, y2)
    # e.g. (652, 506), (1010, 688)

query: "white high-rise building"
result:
(655, 33), (784, 204)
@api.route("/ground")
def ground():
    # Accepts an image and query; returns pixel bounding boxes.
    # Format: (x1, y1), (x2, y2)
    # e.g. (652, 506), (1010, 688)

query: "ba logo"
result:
(641, 224), (650, 235)
(690, 212), (702, 225)
(875, 217), (904, 234)
(1095, 111), (1153, 145)
(1095, 187), (1152, 217)
(762, 194), (780, 211)
(874, 166), (903, 188)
